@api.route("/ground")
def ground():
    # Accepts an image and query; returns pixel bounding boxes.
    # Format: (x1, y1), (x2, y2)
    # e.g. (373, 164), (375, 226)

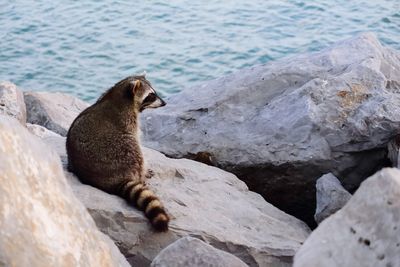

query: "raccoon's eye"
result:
(142, 93), (157, 105)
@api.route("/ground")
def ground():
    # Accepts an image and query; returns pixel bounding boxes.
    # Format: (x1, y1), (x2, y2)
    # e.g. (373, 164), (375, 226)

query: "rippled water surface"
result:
(1, 1), (399, 101)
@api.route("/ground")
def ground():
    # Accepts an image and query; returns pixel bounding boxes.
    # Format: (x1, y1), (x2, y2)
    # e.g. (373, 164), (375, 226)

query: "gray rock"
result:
(33, 128), (311, 267)
(314, 173), (352, 224)
(294, 168), (400, 267)
(0, 115), (129, 267)
(26, 123), (68, 165)
(151, 236), (248, 267)
(24, 91), (89, 136)
(0, 81), (26, 124)
(387, 135), (400, 168)
(141, 33), (400, 225)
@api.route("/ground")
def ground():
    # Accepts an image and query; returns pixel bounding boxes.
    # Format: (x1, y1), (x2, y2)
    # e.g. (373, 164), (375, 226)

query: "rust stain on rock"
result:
(188, 151), (215, 166)
(335, 84), (369, 124)
(337, 84), (369, 109)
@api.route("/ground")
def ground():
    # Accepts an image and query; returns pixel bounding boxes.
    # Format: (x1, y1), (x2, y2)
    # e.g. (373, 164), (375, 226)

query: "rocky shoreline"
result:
(0, 32), (399, 267)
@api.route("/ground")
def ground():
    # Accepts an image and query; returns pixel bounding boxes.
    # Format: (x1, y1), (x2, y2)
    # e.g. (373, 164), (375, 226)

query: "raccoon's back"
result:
(66, 112), (140, 182)
(67, 112), (107, 176)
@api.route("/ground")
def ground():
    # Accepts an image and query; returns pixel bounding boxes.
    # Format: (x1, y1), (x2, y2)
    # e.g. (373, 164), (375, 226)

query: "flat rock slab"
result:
(294, 168), (400, 267)
(24, 91), (89, 136)
(33, 125), (311, 267)
(0, 116), (129, 267)
(141, 33), (400, 226)
(0, 81), (26, 124)
(151, 236), (248, 267)
(314, 173), (352, 224)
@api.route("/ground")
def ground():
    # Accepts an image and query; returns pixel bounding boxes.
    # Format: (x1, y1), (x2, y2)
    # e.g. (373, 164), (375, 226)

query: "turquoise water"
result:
(1, 1), (399, 101)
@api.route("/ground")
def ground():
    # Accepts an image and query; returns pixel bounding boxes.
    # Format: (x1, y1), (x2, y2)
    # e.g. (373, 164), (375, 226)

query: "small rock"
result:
(0, 115), (129, 267)
(151, 236), (248, 267)
(314, 173), (352, 224)
(24, 91), (89, 136)
(0, 81), (26, 124)
(294, 168), (400, 267)
(387, 135), (400, 168)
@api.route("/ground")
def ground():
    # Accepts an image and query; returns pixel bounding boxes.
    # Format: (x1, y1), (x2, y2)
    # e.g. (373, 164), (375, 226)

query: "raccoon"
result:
(66, 75), (169, 231)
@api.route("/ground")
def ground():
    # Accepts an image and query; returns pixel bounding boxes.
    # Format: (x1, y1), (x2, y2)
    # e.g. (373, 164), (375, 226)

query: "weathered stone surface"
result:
(151, 236), (248, 267)
(294, 168), (400, 267)
(34, 128), (311, 267)
(0, 115), (129, 267)
(0, 81), (26, 124)
(24, 91), (89, 136)
(314, 173), (351, 224)
(141, 33), (400, 226)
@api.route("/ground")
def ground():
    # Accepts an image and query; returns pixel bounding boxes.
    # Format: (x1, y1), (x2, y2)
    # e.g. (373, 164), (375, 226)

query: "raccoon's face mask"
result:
(131, 78), (166, 112)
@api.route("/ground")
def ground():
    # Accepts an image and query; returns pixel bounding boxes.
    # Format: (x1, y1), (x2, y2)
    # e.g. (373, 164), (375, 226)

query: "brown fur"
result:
(66, 75), (169, 231)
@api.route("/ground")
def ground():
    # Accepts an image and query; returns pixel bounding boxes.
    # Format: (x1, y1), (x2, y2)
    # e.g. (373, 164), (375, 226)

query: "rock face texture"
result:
(0, 115), (129, 267)
(294, 168), (400, 267)
(24, 91), (89, 136)
(32, 127), (310, 267)
(141, 33), (400, 225)
(151, 237), (248, 267)
(0, 81), (26, 124)
(314, 173), (352, 224)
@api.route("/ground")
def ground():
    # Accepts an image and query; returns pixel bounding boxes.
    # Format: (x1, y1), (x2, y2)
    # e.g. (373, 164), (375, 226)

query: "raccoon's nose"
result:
(160, 98), (166, 107)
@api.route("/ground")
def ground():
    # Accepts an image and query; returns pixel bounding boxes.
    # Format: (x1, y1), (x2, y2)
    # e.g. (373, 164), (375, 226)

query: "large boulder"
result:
(141, 33), (400, 226)
(314, 173), (351, 224)
(151, 237), (248, 267)
(294, 168), (400, 267)
(32, 125), (311, 267)
(24, 91), (89, 136)
(0, 115), (129, 267)
(0, 81), (26, 124)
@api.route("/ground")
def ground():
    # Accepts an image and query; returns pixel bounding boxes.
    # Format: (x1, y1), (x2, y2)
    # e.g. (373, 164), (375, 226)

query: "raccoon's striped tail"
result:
(119, 180), (169, 232)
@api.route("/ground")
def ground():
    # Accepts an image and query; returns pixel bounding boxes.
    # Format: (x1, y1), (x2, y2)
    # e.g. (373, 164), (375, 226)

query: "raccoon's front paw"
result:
(145, 169), (154, 179)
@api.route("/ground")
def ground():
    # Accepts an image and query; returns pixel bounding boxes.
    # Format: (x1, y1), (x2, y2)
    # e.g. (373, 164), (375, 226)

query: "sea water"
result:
(0, 0), (399, 101)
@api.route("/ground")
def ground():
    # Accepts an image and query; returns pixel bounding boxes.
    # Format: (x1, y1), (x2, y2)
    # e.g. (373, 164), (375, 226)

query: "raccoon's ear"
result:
(131, 80), (141, 92)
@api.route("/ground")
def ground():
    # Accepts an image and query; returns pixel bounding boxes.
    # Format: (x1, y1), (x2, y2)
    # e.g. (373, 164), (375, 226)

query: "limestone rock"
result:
(314, 173), (352, 224)
(151, 236), (248, 267)
(0, 115), (129, 267)
(24, 91), (89, 136)
(294, 168), (400, 267)
(35, 129), (311, 267)
(141, 33), (400, 225)
(0, 81), (26, 124)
